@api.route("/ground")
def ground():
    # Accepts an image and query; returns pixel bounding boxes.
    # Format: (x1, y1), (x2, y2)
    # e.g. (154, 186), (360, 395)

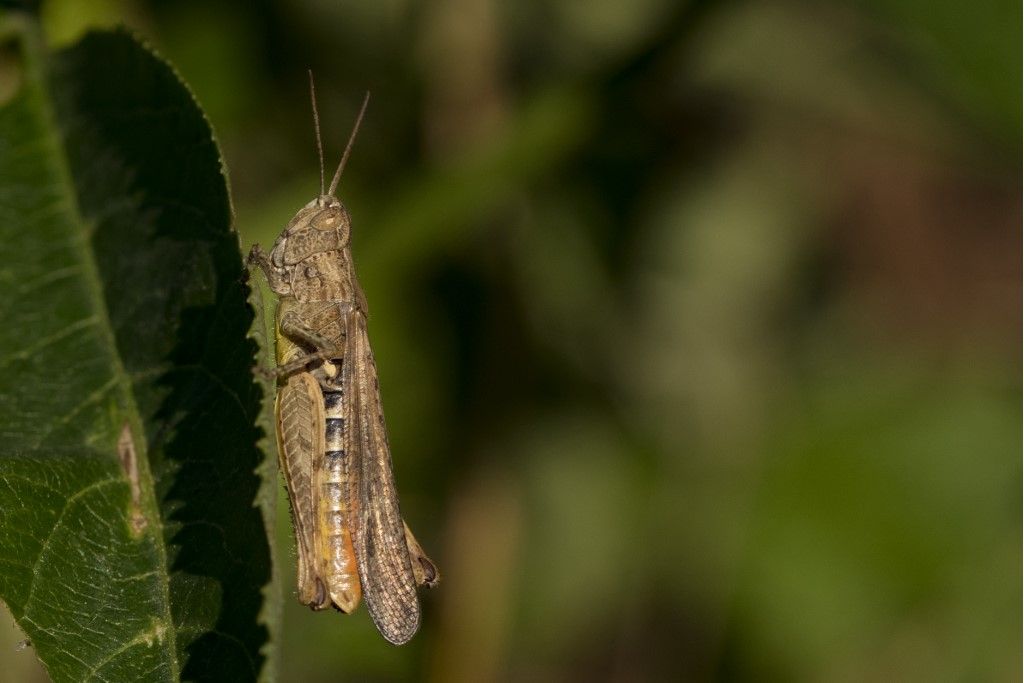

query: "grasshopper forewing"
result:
(249, 75), (438, 645)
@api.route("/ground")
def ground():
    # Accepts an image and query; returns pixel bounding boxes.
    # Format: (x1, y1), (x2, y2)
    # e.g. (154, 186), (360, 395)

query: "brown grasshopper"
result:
(248, 76), (438, 645)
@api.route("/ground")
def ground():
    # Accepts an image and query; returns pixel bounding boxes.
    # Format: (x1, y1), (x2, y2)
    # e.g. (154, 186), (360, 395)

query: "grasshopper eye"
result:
(312, 206), (349, 233)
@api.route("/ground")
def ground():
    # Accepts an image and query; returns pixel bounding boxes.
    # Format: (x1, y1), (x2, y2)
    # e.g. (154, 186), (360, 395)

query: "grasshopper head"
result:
(269, 196), (352, 270)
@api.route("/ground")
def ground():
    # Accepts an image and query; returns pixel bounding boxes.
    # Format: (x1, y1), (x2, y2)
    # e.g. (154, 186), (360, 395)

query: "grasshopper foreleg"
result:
(271, 308), (352, 379)
(247, 244), (291, 292)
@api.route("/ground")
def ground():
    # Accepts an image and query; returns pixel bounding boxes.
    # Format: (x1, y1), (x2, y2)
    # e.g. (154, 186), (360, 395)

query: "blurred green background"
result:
(3, 0), (1020, 680)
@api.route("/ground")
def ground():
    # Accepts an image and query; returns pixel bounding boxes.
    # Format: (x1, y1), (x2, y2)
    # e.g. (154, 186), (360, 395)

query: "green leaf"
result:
(0, 16), (277, 682)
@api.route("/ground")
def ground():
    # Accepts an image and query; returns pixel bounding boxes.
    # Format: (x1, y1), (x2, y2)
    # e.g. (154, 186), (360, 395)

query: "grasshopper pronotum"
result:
(248, 75), (438, 645)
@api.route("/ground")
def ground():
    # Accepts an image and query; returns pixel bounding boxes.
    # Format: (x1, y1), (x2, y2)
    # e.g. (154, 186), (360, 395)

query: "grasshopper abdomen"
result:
(317, 382), (361, 612)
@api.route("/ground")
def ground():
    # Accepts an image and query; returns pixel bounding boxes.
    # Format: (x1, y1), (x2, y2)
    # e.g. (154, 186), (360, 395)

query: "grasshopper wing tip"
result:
(373, 606), (421, 646)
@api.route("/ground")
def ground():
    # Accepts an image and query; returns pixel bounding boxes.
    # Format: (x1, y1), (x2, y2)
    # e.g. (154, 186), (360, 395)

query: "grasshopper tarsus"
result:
(248, 243), (295, 295)
(247, 243), (269, 266)
(247, 244), (273, 281)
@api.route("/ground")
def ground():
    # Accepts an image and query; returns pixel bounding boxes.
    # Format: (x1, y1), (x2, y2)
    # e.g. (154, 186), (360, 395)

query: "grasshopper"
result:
(248, 76), (438, 645)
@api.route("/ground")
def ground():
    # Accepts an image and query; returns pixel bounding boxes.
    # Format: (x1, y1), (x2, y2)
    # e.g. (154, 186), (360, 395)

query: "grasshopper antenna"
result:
(308, 70), (326, 198)
(327, 91), (370, 197)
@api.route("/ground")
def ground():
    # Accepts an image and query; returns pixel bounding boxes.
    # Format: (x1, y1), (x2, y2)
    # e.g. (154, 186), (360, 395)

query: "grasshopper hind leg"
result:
(277, 373), (333, 610)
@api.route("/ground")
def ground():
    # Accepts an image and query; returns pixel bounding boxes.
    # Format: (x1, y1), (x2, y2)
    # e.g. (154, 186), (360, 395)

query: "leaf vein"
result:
(0, 315), (100, 371)
(17, 264), (83, 297)
(81, 621), (169, 682)
(22, 478), (121, 612)
(29, 376), (119, 450)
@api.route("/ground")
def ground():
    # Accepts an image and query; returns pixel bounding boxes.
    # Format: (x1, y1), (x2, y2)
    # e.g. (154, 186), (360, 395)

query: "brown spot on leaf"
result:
(117, 422), (147, 535)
